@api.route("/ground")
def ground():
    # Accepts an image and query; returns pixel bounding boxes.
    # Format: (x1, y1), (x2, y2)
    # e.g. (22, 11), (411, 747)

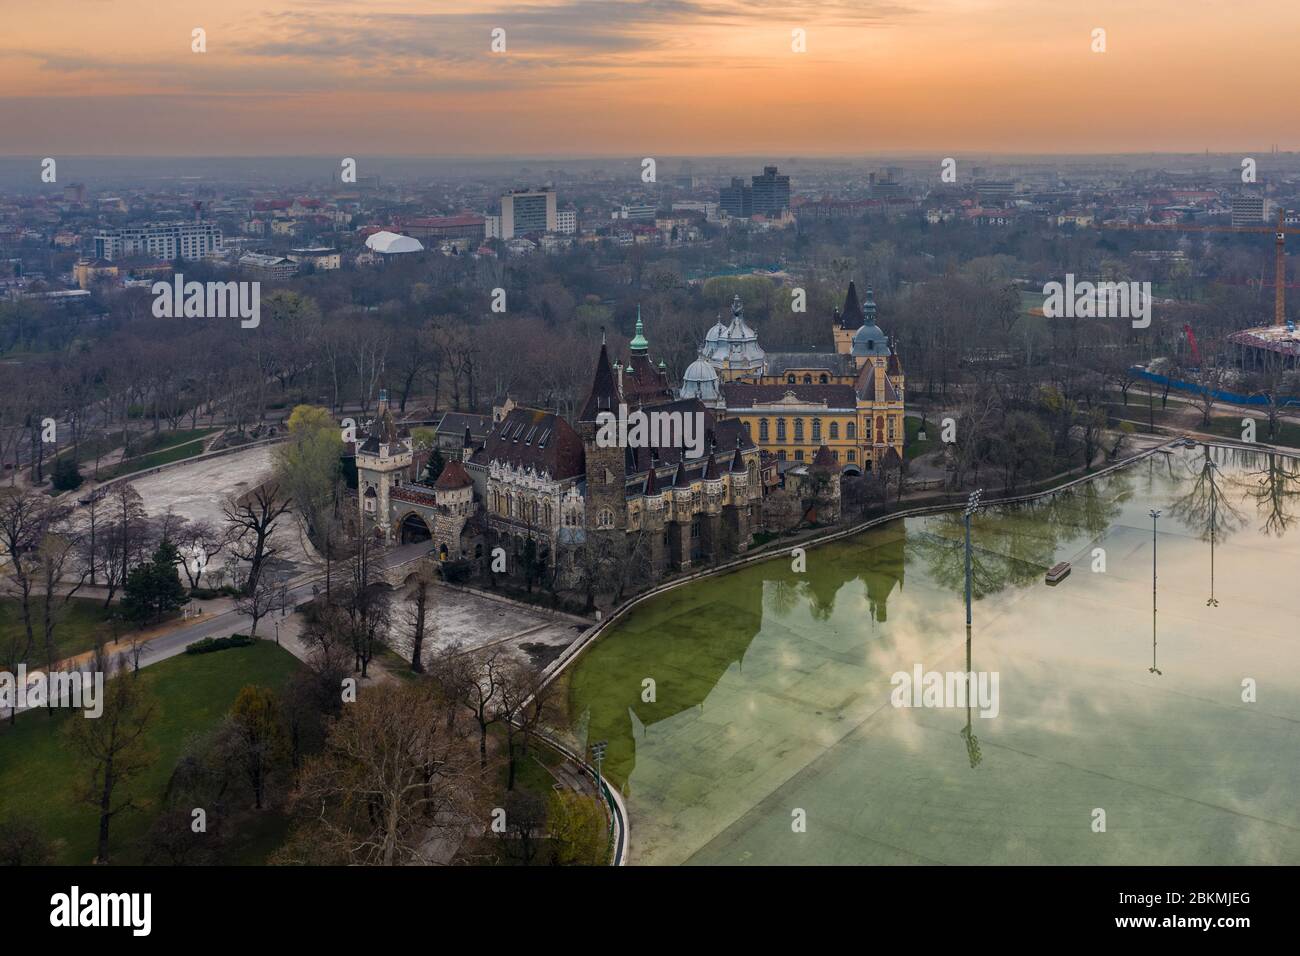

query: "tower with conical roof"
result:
(579, 331), (626, 535)
(833, 280), (864, 355)
(355, 389), (413, 542)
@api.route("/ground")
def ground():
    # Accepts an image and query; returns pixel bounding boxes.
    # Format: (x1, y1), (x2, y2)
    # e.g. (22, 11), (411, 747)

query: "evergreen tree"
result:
(423, 447), (446, 484)
(51, 455), (83, 492)
(122, 540), (189, 625)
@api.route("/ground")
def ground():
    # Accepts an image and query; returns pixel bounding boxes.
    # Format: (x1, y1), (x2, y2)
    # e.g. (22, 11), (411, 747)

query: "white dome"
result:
(681, 358), (721, 401)
(365, 231), (424, 254)
(704, 319), (728, 344)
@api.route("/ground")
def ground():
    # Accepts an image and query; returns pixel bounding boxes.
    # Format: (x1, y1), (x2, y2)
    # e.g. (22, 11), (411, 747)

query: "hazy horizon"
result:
(3, 0), (1297, 156)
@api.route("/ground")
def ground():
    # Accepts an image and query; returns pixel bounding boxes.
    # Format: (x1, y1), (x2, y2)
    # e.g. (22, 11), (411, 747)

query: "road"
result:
(9, 541), (434, 716)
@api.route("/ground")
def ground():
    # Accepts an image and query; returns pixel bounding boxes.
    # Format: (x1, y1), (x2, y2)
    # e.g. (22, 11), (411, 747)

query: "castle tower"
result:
(579, 333), (626, 534)
(641, 457), (666, 578)
(355, 389), (413, 542)
(667, 461), (693, 570)
(723, 439), (752, 551)
(833, 281), (864, 355)
(699, 451), (724, 561)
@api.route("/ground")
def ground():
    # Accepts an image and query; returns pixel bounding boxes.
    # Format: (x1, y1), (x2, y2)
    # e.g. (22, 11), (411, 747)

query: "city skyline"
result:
(3, 0), (1298, 156)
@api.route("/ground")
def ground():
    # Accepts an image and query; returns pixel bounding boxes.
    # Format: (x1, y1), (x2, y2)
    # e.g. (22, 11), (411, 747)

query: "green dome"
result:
(630, 307), (649, 353)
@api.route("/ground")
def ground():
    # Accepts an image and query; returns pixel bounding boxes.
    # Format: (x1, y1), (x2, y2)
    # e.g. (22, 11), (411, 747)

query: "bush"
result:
(185, 633), (255, 655)
(51, 455), (83, 492)
(189, 585), (241, 600)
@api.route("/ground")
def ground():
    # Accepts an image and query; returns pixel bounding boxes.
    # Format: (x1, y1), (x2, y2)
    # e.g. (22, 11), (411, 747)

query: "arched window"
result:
(848, 450), (856, 462)
(597, 508), (615, 529)
(794, 419), (804, 442)
(846, 422), (856, 440)
(787, 375), (796, 384)
(759, 418), (770, 441)
(777, 418), (787, 441)
(812, 418), (822, 442)
(819, 374), (828, 384)
(829, 422), (839, 440)
(795, 450), (804, 462)
(803, 374), (812, 384)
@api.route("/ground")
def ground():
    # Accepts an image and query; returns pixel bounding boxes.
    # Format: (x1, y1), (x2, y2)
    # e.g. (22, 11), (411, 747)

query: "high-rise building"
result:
(556, 210), (577, 234)
(93, 222), (223, 261)
(1232, 191), (1266, 227)
(499, 187), (557, 238)
(751, 166), (791, 216)
(975, 180), (1016, 204)
(720, 178), (753, 218)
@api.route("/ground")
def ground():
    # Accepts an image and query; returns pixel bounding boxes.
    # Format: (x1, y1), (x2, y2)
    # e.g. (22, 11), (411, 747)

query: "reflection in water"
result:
(909, 471), (1130, 602)
(1149, 508), (1163, 677)
(1234, 448), (1300, 537)
(566, 444), (1300, 865)
(961, 622), (983, 769)
(1168, 447), (1246, 608)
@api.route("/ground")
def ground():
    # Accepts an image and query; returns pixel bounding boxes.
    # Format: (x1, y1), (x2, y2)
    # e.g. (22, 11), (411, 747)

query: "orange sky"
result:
(1, 0), (1295, 155)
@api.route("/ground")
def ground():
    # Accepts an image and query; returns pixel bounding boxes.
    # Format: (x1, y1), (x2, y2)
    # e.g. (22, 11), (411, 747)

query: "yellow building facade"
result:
(682, 282), (905, 475)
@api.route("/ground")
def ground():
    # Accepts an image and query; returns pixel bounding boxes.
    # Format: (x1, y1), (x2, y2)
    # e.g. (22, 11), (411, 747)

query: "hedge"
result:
(185, 633), (256, 655)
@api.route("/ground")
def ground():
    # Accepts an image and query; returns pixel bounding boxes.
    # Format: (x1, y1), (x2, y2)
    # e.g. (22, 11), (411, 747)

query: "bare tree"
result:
(276, 681), (485, 866)
(235, 572), (281, 639)
(66, 657), (158, 863)
(222, 482), (292, 596)
(401, 562), (437, 673)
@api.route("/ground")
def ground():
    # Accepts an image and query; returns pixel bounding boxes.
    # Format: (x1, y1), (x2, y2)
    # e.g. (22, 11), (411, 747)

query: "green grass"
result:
(1205, 414), (1300, 448)
(0, 596), (116, 662)
(102, 430), (215, 479)
(903, 414), (929, 460)
(0, 640), (303, 864)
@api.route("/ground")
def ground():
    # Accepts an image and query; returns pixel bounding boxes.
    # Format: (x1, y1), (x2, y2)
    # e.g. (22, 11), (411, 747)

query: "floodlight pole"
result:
(964, 489), (982, 628)
(1150, 509), (1162, 675)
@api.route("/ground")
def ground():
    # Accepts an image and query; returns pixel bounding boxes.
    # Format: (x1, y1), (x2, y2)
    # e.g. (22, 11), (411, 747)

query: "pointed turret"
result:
(673, 460), (691, 488)
(839, 281), (862, 330)
(580, 338), (619, 422)
(703, 452), (720, 481)
(643, 464), (660, 496)
(730, 439), (747, 473)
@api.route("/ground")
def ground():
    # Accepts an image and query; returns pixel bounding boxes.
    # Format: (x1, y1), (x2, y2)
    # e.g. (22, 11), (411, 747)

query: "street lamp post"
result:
(1149, 508), (1162, 675)
(590, 739), (612, 852)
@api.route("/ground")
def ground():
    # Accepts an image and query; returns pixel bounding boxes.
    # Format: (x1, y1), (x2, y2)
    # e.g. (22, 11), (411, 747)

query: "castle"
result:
(354, 281), (900, 582)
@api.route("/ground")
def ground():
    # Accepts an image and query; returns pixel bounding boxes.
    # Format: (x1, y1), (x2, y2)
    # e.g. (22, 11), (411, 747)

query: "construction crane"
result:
(1104, 210), (1298, 327)
(1183, 323), (1201, 365)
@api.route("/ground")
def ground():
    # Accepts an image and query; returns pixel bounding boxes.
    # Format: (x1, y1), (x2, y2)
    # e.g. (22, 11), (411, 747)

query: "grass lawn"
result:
(903, 414), (930, 461)
(0, 639), (303, 864)
(0, 596), (116, 662)
(1205, 414), (1300, 448)
(102, 430), (216, 479)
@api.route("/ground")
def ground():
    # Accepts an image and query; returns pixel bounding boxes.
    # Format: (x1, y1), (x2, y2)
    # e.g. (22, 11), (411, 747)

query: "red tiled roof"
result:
(434, 458), (473, 490)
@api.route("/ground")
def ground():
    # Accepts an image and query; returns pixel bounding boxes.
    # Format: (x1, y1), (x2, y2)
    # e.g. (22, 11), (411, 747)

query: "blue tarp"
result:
(1132, 367), (1300, 408)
